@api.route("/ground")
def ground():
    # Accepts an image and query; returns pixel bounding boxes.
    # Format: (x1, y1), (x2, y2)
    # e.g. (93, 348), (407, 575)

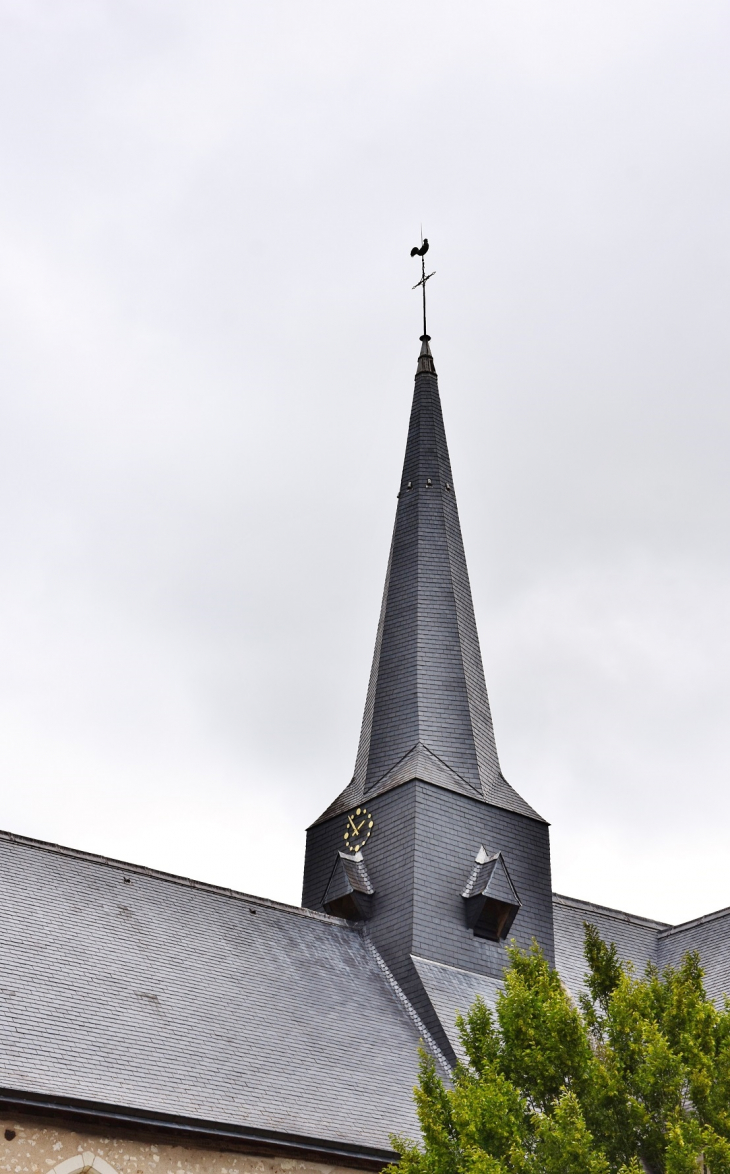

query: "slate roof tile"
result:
(0, 830), (435, 1152)
(313, 350), (542, 828)
(552, 893), (667, 1000)
(410, 956), (502, 1060)
(659, 907), (730, 1005)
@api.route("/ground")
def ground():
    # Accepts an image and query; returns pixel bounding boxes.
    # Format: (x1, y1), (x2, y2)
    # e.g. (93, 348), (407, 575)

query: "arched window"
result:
(49, 1153), (119, 1174)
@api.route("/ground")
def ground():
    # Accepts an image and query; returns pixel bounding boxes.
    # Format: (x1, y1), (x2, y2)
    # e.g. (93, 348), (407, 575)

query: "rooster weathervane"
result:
(410, 235), (435, 339)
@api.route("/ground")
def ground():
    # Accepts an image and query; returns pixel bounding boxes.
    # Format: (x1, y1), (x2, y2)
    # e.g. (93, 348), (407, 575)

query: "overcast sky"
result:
(1, 1), (729, 926)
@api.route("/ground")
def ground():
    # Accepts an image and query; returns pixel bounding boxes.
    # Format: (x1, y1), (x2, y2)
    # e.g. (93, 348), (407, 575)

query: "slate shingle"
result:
(313, 344), (541, 827)
(0, 831), (434, 1152)
(552, 893), (667, 1000)
(659, 907), (730, 1004)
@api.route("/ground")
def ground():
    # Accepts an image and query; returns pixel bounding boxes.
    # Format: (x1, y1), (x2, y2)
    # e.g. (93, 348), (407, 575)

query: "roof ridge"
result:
(553, 891), (670, 930)
(0, 828), (348, 926)
(362, 932), (452, 1076)
(437, 456), (503, 804)
(372, 740), (422, 787)
(374, 739), (473, 791)
(658, 904), (730, 938)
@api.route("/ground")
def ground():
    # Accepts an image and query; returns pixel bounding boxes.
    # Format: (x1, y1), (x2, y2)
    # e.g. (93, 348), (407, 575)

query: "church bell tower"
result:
(302, 296), (555, 1063)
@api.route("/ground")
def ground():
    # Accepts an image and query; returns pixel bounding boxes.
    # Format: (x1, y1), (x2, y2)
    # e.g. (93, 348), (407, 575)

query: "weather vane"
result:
(410, 234), (435, 339)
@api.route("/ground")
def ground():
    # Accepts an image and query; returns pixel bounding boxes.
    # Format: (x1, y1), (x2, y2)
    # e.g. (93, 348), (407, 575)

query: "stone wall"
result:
(0, 1119), (359, 1174)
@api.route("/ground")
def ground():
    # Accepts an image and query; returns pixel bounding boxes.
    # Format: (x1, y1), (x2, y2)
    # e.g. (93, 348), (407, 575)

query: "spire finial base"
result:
(416, 335), (436, 376)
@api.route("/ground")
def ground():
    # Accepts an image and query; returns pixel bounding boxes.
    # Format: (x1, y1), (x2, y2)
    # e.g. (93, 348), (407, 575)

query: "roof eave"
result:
(0, 1087), (398, 1171)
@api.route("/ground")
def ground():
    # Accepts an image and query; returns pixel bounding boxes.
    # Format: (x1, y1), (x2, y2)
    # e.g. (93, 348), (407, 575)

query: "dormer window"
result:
(461, 846), (521, 942)
(322, 851), (375, 920)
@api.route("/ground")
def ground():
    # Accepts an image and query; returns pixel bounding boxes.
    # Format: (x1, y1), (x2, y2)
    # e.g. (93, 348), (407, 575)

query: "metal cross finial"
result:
(410, 235), (435, 339)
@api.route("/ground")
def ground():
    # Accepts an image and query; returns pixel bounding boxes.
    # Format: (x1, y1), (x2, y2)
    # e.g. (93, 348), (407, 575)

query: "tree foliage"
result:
(388, 927), (730, 1174)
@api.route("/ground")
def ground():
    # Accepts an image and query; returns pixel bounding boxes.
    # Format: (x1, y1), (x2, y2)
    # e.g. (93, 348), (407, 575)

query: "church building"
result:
(0, 320), (728, 1174)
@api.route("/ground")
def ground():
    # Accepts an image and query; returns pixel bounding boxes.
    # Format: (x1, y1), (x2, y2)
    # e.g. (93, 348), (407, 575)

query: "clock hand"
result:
(354, 819), (366, 833)
(347, 815), (359, 835)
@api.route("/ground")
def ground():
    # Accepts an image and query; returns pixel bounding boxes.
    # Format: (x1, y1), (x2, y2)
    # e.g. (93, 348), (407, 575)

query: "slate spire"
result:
(317, 338), (541, 824)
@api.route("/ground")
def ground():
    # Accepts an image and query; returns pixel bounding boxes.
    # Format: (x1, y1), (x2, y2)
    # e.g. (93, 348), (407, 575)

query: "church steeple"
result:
(315, 335), (542, 826)
(303, 319), (554, 1063)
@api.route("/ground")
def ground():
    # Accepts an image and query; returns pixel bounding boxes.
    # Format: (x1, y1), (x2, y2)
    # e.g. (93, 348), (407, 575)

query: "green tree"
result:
(389, 928), (730, 1174)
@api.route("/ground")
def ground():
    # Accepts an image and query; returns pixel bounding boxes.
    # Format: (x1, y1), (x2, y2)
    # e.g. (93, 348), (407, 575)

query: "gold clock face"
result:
(343, 806), (374, 853)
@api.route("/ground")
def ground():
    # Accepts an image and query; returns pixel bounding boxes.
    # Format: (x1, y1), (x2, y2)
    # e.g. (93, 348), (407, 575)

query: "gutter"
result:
(0, 1088), (398, 1171)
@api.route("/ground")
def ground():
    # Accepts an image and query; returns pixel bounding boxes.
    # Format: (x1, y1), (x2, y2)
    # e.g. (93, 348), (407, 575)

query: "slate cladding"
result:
(658, 908), (730, 1006)
(554, 894), (730, 1008)
(0, 831), (431, 1157)
(410, 957), (503, 1059)
(303, 340), (555, 1065)
(553, 893), (668, 1000)
(316, 338), (541, 826)
(304, 782), (554, 1064)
